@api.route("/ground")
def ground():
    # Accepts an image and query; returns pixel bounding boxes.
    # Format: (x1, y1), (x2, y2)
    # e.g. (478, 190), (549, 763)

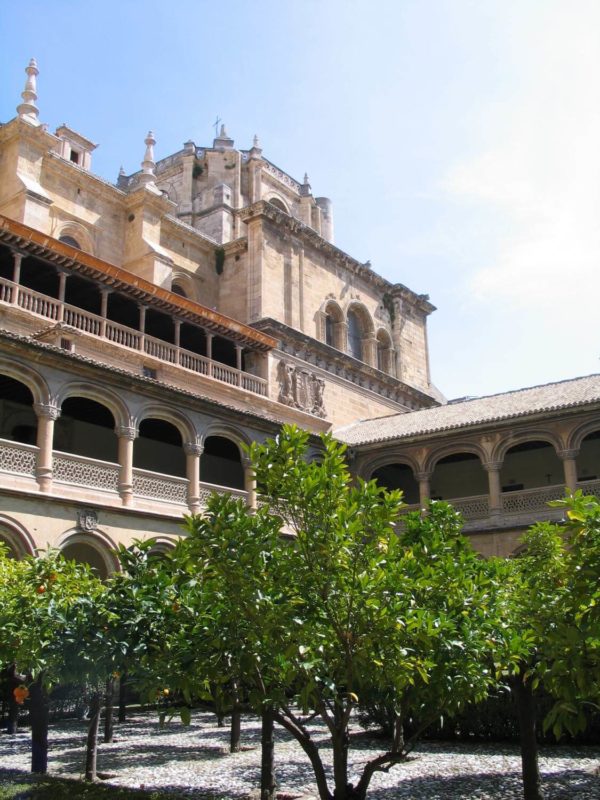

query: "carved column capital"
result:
(184, 442), (203, 457)
(558, 448), (579, 461)
(115, 425), (138, 441)
(483, 461), (503, 472)
(415, 471), (432, 482)
(34, 403), (61, 421)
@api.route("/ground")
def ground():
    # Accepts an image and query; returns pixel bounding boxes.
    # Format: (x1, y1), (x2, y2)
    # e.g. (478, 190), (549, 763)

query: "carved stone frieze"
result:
(278, 361), (326, 418)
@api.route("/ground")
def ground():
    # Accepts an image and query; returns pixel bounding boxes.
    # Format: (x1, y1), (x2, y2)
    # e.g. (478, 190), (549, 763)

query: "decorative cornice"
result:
(252, 317), (440, 411)
(238, 201), (435, 314)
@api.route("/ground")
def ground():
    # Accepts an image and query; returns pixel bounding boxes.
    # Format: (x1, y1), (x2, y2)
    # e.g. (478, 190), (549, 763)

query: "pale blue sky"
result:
(2, 0), (599, 400)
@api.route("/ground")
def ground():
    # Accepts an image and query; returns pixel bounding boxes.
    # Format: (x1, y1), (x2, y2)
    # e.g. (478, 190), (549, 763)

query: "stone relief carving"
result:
(77, 508), (98, 532)
(278, 361), (326, 418)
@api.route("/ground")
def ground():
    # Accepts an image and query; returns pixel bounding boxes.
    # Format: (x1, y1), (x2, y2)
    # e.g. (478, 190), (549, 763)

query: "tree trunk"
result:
(117, 671), (128, 723)
(273, 709), (332, 800)
(29, 675), (48, 774)
(104, 677), (114, 743)
(260, 704), (276, 800)
(512, 673), (544, 800)
(230, 682), (241, 753)
(332, 704), (354, 799)
(85, 691), (102, 781)
(6, 694), (19, 735)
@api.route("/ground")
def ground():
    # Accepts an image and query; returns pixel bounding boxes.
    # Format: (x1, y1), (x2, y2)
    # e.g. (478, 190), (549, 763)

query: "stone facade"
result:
(0, 59), (597, 567)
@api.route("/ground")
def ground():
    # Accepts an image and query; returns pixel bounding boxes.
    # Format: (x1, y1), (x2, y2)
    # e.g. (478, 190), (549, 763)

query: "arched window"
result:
(59, 235), (82, 249)
(347, 309), (363, 360)
(268, 197), (289, 214)
(171, 283), (187, 298)
(325, 314), (335, 347)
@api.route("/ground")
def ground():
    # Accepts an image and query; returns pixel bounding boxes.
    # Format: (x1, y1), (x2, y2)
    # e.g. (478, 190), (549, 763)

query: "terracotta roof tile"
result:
(335, 374), (600, 445)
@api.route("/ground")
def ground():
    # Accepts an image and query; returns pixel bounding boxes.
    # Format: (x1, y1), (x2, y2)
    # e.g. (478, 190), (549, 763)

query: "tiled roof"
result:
(335, 374), (600, 445)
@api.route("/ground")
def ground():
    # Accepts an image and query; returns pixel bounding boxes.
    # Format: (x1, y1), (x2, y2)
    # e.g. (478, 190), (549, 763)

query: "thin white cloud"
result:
(442, 3), (600, 314)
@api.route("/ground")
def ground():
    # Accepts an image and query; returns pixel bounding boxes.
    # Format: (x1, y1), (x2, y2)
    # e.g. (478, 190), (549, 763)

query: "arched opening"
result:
(54, 398), (117, 462)
(106, 293), (140, 329)
(430, 452), (487, 501)
(500, 441), (563, 493)
(576, 431), (600, 483)
(371, 463), (419, 505)
(0, 525), (31, 559)
(201, 436), (244, 489)
(268, 197), (289, 214)
(61, 540), (112, 579)
(322, 302), (344, 350)
(135, 418), (185, 477)
(346, 308), (363, 361)
(171, 283), (187, 298)
(0, 375), (37, 444)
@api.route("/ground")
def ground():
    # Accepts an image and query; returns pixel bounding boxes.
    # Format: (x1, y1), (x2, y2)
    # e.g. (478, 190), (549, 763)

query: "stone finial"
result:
(17, 58), (40, 125)
(213, 123), (234, 150)
(140, 130), (157, 186)
(300, 172), (312, 197)
(249, 133), (263, 160)
(118, 165), (125, 177)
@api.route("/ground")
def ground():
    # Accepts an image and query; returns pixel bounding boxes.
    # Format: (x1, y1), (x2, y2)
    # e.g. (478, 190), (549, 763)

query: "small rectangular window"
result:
(70, 149), (80, 164)
(142, 365), (157, 379)
(60, 338), (73, 351)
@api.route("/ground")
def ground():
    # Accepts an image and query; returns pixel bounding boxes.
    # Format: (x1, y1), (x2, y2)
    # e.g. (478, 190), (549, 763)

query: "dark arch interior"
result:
(201, 435), (244, 489)
(431, 451), (487, 500)
(171, 283), (187, 298)
(135, 418), (185, 477)
(59, 235), (82, 249)
(64, 273), (101, 314)
(577, 430), (600, 482)
(501, 440), (562, 492)
(268, 198), (288, 213)
(54, 397), (117, 461)
(0, 375), (37, 444)
(61, 541), (109, 579)
(372, 463), (419, 505)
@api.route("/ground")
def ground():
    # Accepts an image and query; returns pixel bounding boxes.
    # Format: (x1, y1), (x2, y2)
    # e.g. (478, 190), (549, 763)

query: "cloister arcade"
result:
(0, 363), (257, 573)
(366, 429), (600, 532)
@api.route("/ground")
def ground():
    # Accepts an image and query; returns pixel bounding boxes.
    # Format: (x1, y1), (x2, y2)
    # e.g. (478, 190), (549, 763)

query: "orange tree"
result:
(0, 547), (103, 773)
(163, 425), (508, 800)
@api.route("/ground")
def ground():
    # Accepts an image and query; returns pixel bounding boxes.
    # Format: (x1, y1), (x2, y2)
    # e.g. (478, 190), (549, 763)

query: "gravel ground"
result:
(0, 711), (599, 799)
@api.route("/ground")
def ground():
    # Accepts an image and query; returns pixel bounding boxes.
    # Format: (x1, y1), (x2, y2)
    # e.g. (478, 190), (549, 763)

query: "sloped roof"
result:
(335, 373), (600, 445)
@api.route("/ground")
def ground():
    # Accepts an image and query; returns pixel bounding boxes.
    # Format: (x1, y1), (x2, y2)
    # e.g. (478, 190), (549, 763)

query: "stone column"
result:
(363, 336), (378, 368)
(335, 321), (348, 352)
(559, 449), (579, 492)
(116, 426), (137, 507)
(242, 456), (257, 510)
(11, 252), (23, 305)
(57, 271), (67, 322)
(235, 345), (243, 384)
(100, 288), (111, 338)
(206, 332), (213, 377)
(34, 403), (60, 492)
(416, 471), (431, 508)
(138, 305), (147, 351)
(484, 461), (503, 515)
(184, 442), (202, 514)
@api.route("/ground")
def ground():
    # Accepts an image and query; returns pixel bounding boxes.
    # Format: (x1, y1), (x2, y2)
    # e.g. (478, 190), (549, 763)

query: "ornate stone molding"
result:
(77, 508), (98, 532)
(483, 461), (503, 472)
(184, 442), (203, 457)
(34, 402), (61, 421)
(115, 425), (138, 440)
(278, 361), (326, 418)
(558, 448), (579, 461)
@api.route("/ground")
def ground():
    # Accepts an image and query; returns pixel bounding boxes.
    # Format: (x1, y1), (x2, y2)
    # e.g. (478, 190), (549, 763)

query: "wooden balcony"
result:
(0, 278), (268, 397)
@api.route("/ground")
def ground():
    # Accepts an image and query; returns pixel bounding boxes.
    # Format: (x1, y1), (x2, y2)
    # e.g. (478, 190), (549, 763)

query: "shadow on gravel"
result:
(369, 768), (598, 800)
